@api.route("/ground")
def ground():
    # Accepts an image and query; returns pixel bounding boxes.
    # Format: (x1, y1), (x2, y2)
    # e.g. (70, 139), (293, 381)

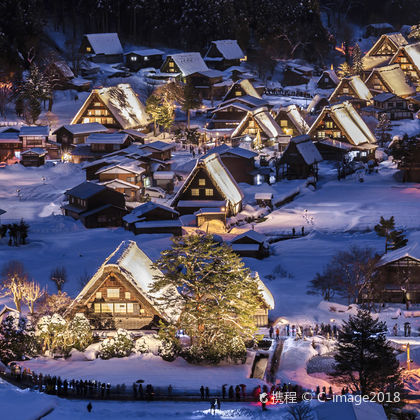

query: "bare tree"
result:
(0, 82), (12, 119)
(35, 291), (73, 319)
(286, 402), (314, 420)
(50, 266), (67, 292)
(22, 280), (44, 313)
(1, 261), (28, 312)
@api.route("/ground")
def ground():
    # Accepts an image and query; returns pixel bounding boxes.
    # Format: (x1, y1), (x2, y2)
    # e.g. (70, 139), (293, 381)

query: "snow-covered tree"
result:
(181, 79), (202, 129)
(100, 328), (134, 359)
(408, 23), (420, 40)
(376, 113), (391, 146)
(66, 314), (93, 352)
(0, 313), (38, 363)
(151, 234), (262, 364)
(35, 291), (73, 318)
(49, 266), (67, 292)
(22, 280), (44, 313)
(1, 261), (28, 312)
(331, 310), (402, 396)
(337, 62), (351, 78)
(36, 313), (67, 354)
(374, 216), (407, 253)
(351, 43), (364, 76)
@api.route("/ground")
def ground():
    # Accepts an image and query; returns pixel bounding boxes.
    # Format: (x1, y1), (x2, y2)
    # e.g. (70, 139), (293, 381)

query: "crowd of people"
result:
(269, 322), (339, 340)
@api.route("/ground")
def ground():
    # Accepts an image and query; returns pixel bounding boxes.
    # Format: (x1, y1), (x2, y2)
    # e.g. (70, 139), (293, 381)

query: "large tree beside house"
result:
(151, 234), (271, 363)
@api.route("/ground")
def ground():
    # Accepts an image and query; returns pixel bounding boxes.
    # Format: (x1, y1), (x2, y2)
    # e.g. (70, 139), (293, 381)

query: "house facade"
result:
(124, 49), (164, 71)
(80, 33), (123, 63)
(204, 40), (246, 70)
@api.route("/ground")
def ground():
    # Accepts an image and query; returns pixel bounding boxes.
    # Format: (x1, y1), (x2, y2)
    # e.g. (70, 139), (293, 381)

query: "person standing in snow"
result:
(87, 402), (92, 412)
(222, 385), (226, 399)
(269, 325), (274, 339)
(200, 385), (205, 400)
(228, 386), (234, 400)
(286, 324), (290, 336)
(205, 386), (210, 399)
(275, 327), (280, 340)
(210, 399), (216, 415)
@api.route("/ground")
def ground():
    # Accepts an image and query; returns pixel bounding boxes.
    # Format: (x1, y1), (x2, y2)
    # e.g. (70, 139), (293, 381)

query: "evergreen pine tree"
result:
(351, 43), (364, 76)
(374, 216), (407, 252)
(145, 94), (161, 136)
(0, 314), (38, 363)
(151, 234), (262, 363)
(376, 113), (391, 146)
(331, 310), (402, 396)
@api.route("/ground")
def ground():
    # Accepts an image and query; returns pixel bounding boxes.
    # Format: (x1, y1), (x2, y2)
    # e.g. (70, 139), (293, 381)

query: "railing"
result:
(263, 88), (313, 98)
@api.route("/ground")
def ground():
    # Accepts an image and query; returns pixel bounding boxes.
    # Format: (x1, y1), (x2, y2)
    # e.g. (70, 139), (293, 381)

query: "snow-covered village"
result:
(0, 1), (420, 419)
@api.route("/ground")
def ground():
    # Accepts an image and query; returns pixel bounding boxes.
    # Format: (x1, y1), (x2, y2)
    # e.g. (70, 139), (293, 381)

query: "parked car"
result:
(144, 186), (165, 199)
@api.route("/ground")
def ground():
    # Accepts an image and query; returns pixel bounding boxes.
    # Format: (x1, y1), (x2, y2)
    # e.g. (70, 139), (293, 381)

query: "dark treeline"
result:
(1, 0), (330, 74)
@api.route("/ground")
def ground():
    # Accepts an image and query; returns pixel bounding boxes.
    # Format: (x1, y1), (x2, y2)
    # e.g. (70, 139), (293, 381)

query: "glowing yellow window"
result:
(235, 91), (242, 96)
(191, 188), (199, 196)
(205, 189), (213, 196)
(199, 179), (205, 186)
(280, 120), (288, 127)
(125, 292), (131, 299)
(127, 303), (134, 313)
(326, 121), (333, 129)
(107, 288), (119, 298)
(94, 303), (101, 313)
(86, 46), (92, 52)
(114, 303), (127, 313)
(96, 292), (102, 299)
(101, 303), (113, 313)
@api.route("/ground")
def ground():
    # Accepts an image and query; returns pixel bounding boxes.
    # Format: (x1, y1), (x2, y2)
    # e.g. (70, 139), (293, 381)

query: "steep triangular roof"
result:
(309, 101), (377, 146)
(365, 64), (415, 97)
(84, 33), (123, 55)
(65, 240), (180, 321)
(171, 153), (243, 209)
(166, 52), (208, 76)
(390, 41), (420, 74)
(365, 32), (408, 58)
(276, 104), (310, 135)
(71, 84), (148, 129)
(223, 79), (261, 101)
(317, 69), (339, 86)
(377, 242), (420, 267)
(280, 135), (322, 165)
(232, 107), (283, 139)
(205, 40), (245, 60)
(329, 76), (372, 103)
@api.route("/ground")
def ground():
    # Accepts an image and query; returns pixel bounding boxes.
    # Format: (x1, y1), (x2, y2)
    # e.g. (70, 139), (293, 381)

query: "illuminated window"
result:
(191, 188), (199, 196)
(125, 292), (131, 299)
(127, 303), (134, 313)
(83, 117), (90, 123)
(333, 131), (341, 138)
(131, 56), (137, 61)
(95, 109), (102, 116)
(317, 131), (325, 138)
(342, 87), (349, 94)
(107, 288), (120, 298)
(199, 178), (205, 186)
(144, 56), (149, 61)
(280, 120), (288, 127)
(96, 292), (102, 299)
(107, 118), (114, 125)
(94, 102), (101, 107)
(326, 121), (333, 129)
(86, 46), (92, 52)
(94, 303), (101, 313)
(205, 189), (213, 196)
(169, 61), (174, 67)
(101, 303), (113, 313)
(235, 91), (242, 96)
(114, 303), (126, 313)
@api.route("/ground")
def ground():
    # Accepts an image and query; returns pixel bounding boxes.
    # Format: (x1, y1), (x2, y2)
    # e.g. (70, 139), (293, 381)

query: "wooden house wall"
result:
(275, 111), (302, 137)
(176, 167), (224, 202)
(160, 57), (182, 76)
(210, 107), (247, 129)
(67, 189), (125, 214)
(125, 53), (163, 72)
(224, 84), (249, 101)
(98, 171), (143, 187)
(310, 113), (346, 142)
(392, 50), (420, 89)
(21, 154), (45, 167)
(82, 205), (127, 228)
(69, 270), (161, 329)
(0, 143), (21, 160)
(317, 73), (337, 89)
(73, 93), (119, 128)
(20, 135), (48, 149)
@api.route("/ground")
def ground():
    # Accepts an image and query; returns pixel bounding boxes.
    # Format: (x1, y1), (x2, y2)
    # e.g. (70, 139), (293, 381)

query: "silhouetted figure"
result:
(269, 326), (274, 339)
(222, 385), (226, 399)
(200, 385), (205, 400)
(205, 386), (210, 399)
(235, 385), (241, 400)
(210, 399), (216, 415)
(87, 402), (92, 412)
(228, 386), (234, 400)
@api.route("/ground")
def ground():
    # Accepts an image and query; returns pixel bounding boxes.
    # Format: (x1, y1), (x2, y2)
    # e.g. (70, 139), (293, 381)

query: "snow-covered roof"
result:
(67, 240), (180, 322)
(330, 76), (372, 103)
(123, 201), (179, 224)
(377, 242), (420, 267)
(318, 69), (339, 85)
(191, 69), (224, 78)
(84, 33), (123, 56)
(289, 135), (323, 165)
(399, 41), (420, 72)
(172, 153), (243, 209)
(366, 64), (415, 97)
(309, 101), (376, 146)
(65, 181), (106, 199)
(206, 40), (245, 60)
(231, 230), (267, 244)
(373, 92), (396, 102)
(220, 95), (267, 108)
(255, 192), (273, 200)
(0, 132), (20, 142)
(252, 272), (274, 310)
(96, 160), (145, 175)
(99, 179), (140, 190)
(224, 79), (262, 100)
(153, 171), (175, 180)
(365, 32), (408, 57)
(141, 140), (175, 152)
(202, 144), (257, 160)
(52, 61), (75, 79)
(125, 49), (164, 57)
(283, 104), (310, 134)
(19, 126), (49, 136)
(21, 148), (47, 156)
(54, 122), (107, 135)
(71, 84), (148, 129)
(232, 107), (283, 139)
(167, 53), (208, 76)
(86, 132), (129, 145)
